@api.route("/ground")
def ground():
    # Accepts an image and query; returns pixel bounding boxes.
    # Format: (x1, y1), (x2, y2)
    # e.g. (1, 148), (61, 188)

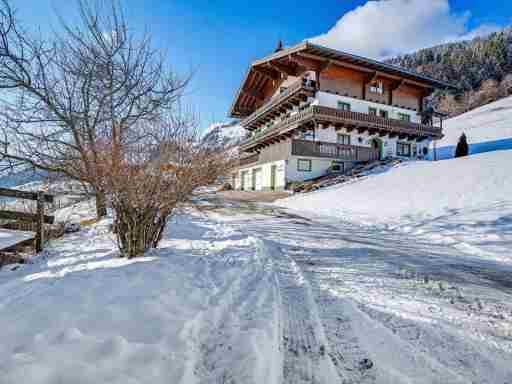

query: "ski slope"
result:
(429, 96), (512, 160)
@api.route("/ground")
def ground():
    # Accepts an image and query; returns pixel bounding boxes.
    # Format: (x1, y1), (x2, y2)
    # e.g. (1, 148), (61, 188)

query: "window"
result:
(337, 134), (351, 145)
(279, 87), (288, 94)
(398, 113), (411, 122)
(368, 107), (377, 116)
(297, 130), (315, 141)
(370, 81), (384, 94)
(397, 142), (412, 157)
(337, 101), (351, 111)
(379, 110), (389, 118)
(297, 159), (312, 172)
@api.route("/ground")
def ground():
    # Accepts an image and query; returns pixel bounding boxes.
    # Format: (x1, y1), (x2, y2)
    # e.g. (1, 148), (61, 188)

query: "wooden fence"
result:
(0, 188), (55, 252)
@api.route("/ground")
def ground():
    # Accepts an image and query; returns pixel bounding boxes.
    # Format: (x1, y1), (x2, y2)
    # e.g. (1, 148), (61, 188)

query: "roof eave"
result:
(229, 42), (458, 117)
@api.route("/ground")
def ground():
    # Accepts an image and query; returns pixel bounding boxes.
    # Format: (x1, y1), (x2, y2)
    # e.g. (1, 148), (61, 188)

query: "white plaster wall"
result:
(286, 157), (337, 182)
(314, 92), (421, 123)
(235, 160), (287, 191)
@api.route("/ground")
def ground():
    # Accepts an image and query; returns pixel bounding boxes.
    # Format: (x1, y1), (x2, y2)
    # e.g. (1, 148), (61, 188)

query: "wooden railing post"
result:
(35, 192), (44, 253)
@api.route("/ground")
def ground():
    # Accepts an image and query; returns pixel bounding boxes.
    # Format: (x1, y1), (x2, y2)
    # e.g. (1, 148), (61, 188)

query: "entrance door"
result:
(270, 165), (277, 191)
(253, 168), (263, 191)
(241, 171), (250, 191)
(370, 138), (383, 160)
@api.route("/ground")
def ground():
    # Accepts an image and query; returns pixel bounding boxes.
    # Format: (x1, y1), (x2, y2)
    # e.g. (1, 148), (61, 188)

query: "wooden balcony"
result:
(292, 140), (379, 162)
(238, 153), (260, 167)
(242, 78), (316, 129)
(240, 105), (443, 152)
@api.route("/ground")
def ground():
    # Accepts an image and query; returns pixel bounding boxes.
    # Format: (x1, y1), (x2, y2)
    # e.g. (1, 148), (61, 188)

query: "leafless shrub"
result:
(96, 117), (233, 258)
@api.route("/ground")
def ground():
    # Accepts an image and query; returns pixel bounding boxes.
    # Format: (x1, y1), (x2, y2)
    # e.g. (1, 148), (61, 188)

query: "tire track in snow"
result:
(268, 242), (345, 384)
(284, 247), (377, 384)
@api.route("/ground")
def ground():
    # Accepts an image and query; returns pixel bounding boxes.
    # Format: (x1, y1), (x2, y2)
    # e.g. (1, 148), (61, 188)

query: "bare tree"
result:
(0, 0), (189, 218)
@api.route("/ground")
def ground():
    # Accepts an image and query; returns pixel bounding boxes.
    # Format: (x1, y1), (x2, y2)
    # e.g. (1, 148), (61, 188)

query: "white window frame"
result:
(337, 101), (351, 111)
(379, 109), (389, 119)
(370, 81), (384, 95)
(397, 142), (412, 157)
(297, 159), (312, 172)
(398, 113), (411, 122)
(337, 134), (351, 145)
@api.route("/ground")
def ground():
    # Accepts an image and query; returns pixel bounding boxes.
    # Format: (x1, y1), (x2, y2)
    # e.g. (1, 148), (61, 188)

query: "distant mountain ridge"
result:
(202, 121), (246, 150)
(387, 27), (512, 116)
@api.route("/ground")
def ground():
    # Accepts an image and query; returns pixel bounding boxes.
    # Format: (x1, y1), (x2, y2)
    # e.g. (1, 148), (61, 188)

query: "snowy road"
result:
(207, 197), (512, 384)
(1, 197), (511, 383)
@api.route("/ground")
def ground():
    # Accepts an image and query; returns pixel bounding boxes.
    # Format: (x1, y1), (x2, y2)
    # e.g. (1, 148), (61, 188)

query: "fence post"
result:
(35, 192), (44, 253)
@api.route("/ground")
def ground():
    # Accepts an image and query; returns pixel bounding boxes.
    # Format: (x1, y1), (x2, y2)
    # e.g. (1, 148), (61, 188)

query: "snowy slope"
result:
(202, 121), (246, 149)
(429, 96), (512, 159)
(278, 150), (512, 263)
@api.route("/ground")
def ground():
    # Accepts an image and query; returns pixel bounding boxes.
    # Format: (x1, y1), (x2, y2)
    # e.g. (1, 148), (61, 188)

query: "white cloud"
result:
(310, 0), (501, 59)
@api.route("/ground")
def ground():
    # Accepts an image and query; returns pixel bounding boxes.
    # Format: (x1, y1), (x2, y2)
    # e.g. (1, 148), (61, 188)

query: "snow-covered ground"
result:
(1, 149), (511, 383)
(278, 150), (512, 265)
(0, 208), (281, 384)
(429, 95), (512, 160)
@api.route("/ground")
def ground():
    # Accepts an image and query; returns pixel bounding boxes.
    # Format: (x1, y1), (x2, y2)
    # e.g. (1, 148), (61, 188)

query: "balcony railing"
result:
(240, 105), (442, 151)
(238, 153), (260, 167)
(292, 140), (379, 162)
(242, 78), (316, 129)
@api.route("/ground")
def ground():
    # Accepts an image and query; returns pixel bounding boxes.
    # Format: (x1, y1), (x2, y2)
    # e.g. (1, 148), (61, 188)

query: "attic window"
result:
(369, 81), (384, 95)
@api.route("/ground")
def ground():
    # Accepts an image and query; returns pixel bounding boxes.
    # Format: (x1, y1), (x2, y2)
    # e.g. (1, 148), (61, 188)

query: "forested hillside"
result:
(387, 28), (512, 116)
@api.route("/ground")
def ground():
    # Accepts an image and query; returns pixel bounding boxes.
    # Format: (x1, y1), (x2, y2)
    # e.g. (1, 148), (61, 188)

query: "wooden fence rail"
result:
(0, 188), (55, 253)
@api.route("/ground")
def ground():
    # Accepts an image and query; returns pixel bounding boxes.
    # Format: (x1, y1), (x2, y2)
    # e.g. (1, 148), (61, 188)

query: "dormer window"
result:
(370, 81), (384, 95)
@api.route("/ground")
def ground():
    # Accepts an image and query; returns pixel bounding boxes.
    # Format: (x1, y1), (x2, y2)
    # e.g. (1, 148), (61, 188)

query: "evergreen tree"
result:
(455, 133), (469, 158)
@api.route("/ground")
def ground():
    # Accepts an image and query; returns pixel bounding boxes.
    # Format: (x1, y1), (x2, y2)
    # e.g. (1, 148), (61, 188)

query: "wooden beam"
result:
(297, 52), (435, 89)
(267, 62), (297, 77)
(366, 71), (379, 85)
(242, 87), (265, 103)
(0, 188), (54, 203)
(0, 210), (54, 224)
(253, 66), (280, 80)
(388, 79), (405, 105)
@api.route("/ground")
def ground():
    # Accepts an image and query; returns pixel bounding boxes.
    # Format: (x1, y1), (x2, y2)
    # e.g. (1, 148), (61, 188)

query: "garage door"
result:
(253, 168), (263, 191)
(242, 171), (251, 191)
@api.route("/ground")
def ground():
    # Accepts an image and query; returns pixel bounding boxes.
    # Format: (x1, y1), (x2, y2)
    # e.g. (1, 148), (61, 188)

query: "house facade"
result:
(229, 42), (456, 191)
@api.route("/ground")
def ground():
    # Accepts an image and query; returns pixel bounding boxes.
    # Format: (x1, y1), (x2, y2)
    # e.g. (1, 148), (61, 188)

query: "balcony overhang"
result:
(240, 105), (443, 152)
(242, 78), (316, 130)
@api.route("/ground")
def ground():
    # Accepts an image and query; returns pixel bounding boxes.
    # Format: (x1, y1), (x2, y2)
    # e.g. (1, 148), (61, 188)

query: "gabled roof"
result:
(229, 42), (458, 118)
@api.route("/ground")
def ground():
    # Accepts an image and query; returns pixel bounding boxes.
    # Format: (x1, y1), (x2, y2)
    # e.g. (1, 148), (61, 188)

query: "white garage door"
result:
(253, 168), (263, 191)
(242, 171), (251, 191)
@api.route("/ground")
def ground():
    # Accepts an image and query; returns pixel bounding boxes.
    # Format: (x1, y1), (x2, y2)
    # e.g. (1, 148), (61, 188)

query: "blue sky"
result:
(15, 0), (512, 130)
